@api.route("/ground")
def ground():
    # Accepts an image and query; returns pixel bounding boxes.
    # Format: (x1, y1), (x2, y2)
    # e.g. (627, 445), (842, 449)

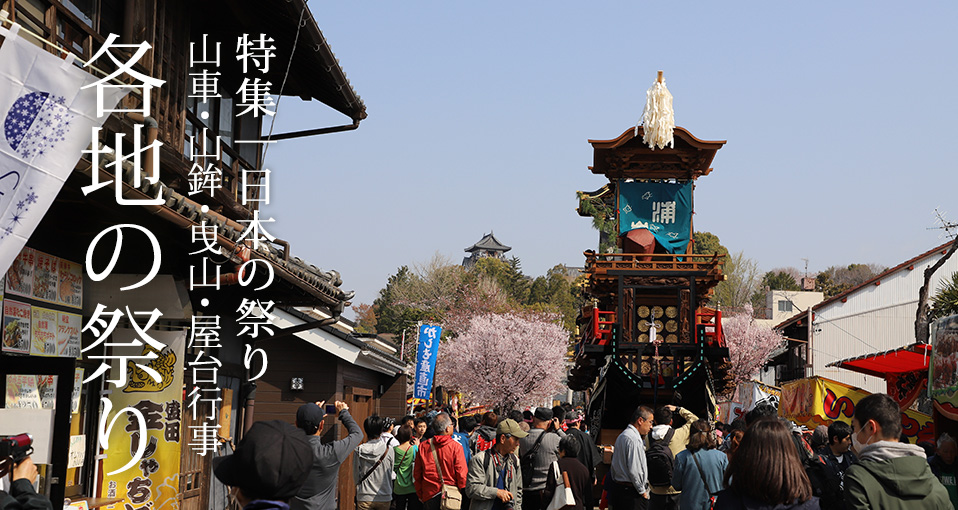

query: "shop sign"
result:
(100, 329), (184, 510)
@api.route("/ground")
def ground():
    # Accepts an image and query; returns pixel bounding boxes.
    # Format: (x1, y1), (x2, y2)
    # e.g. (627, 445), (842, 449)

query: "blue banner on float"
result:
(618, 181), (692, 253)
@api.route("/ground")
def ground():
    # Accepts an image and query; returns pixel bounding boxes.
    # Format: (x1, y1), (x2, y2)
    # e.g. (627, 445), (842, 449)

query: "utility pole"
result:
(807, 306), (814, 378)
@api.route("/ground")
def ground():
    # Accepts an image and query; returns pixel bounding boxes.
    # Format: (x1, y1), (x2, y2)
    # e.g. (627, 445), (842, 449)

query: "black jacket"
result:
(714, 488), (820, 510)
(805, 447), (856, 510)
(543, 457), (591, 510)
(0, 479), (53, 510)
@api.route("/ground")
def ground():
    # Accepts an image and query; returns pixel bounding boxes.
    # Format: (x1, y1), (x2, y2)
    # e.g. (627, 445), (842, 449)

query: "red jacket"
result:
(414, 435), (468, 501)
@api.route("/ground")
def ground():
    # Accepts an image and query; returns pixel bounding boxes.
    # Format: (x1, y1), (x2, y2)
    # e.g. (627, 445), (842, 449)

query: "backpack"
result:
(646, 428), (675, 487)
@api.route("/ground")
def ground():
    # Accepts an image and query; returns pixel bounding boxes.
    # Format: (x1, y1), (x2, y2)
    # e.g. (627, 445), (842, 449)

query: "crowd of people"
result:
(201, 392), (958, 510)
(606, 394), (956, 510)
(3, 393), (958, 510)
(209, 401), (604, 510)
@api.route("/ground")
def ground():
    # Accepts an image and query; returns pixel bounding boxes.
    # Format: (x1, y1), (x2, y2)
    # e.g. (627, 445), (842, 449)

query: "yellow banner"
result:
(100, 329), (185, 510)
(779, 376), (933, 443)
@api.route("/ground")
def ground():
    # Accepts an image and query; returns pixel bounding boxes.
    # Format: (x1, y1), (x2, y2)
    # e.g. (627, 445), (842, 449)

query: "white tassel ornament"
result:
(636, 71), (675, 150)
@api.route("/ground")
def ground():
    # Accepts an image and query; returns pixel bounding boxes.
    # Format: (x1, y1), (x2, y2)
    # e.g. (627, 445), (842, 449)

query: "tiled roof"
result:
(77, 145), (354, 313)
(465, 232), (511, 253)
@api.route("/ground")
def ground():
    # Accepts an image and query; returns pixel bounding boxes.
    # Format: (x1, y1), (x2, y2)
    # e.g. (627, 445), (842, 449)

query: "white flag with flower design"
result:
(0, 24), (127, 273)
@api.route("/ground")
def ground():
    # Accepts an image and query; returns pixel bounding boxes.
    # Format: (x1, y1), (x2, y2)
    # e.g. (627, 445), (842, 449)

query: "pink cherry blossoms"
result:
(436, 312), (568, 411)
(722, 305), (786, 387)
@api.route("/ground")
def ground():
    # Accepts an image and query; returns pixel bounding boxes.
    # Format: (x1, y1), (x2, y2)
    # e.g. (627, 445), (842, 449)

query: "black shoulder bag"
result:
(520, 430), (548, 487)
(358, 445), (391, 486)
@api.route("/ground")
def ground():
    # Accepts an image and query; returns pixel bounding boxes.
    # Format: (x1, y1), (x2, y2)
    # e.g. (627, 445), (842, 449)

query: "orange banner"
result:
(779, 376), (933, 443)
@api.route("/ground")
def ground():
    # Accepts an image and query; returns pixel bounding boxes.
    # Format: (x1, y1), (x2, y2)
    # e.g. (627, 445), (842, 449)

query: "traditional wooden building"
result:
(0, 1), (396, 509)
(569, 126), (733, 443)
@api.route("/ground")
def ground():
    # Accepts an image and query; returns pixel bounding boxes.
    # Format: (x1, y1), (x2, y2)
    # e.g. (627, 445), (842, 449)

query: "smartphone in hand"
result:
(325, 404), (337, 415)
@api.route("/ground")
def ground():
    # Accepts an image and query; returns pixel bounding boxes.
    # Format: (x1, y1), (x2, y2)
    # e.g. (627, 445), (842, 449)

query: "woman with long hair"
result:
(715, 418), (819, 509)
(672, 420), (728, 510)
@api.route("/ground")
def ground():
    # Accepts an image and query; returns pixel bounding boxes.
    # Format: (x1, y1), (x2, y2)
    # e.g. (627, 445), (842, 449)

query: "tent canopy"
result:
(827, 343), (931, 378)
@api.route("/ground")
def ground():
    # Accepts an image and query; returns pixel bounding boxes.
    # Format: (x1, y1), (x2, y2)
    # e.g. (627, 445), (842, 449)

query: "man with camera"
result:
(1, 433), (51, 510)
(290, 400), (364, 510)
(518, 408), (566, 510)
(0, 456), (51, 510)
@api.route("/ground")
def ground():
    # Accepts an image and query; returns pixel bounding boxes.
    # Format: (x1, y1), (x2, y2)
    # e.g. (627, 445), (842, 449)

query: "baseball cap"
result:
(296, 403), (325, 431)
(533, 407), (554, 421)
(497, 419), (529, 438)
(213, 420), (312, 500)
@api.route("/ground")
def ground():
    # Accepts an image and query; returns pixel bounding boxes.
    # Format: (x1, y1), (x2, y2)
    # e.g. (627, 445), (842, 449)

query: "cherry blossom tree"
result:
(442, 276), (512, 335)
(436, 312), (568, 411)
(723, 305), (786, 387)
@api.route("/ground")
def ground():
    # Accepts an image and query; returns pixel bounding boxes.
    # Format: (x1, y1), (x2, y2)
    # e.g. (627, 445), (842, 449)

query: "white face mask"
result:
(851, 424), (874, 454)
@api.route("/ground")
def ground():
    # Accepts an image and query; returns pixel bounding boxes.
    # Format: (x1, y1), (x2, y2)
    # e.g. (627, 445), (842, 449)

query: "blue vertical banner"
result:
(618, 181), (693, 253)
(414, 324), (442, 400)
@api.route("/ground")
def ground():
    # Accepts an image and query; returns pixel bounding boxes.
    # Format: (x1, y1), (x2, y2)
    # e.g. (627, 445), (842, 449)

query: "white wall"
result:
(766, 290), (824, 324)
(811, 244), (958, 393)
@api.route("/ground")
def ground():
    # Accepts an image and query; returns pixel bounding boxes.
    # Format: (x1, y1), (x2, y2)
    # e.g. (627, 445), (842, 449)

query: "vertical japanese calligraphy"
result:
(413, 325), (442, 400)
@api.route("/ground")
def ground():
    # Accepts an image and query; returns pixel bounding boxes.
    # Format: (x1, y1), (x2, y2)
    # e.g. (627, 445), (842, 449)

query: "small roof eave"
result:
(588, 126), (726, 180)
(827, 343), (932, 377)
(588, 126), (726, 150)
(272, 308), (362, 364)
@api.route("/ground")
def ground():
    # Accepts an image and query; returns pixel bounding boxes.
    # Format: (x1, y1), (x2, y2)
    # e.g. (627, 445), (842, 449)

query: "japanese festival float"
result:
(568, 73), (734, 447)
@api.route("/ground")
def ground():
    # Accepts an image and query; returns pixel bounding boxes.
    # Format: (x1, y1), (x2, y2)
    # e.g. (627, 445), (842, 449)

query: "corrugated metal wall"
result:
(812, 246), (958, 393)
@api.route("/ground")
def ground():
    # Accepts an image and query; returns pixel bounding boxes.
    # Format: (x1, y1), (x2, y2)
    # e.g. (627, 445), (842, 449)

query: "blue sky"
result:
(262, 1), (958, 316)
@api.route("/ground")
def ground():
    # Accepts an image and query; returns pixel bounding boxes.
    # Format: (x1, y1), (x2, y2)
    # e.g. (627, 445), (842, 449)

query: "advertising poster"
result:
(31, 306), (57, 356)
(37, 375), (57, 409)
(71, 367), (84, 414)
(32, 251), (58, 303)
(68, 435), (86, 469)
(2, 299), (31, 354)
(4, 247), (34, 298)
(57, 311), (82, 358)
(780, 376), (933, 443)
(100, 329), (185, 510)
(5, 374), (41, 408)
(57, 257), (83, 309)
(931, 315), (958, 420)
